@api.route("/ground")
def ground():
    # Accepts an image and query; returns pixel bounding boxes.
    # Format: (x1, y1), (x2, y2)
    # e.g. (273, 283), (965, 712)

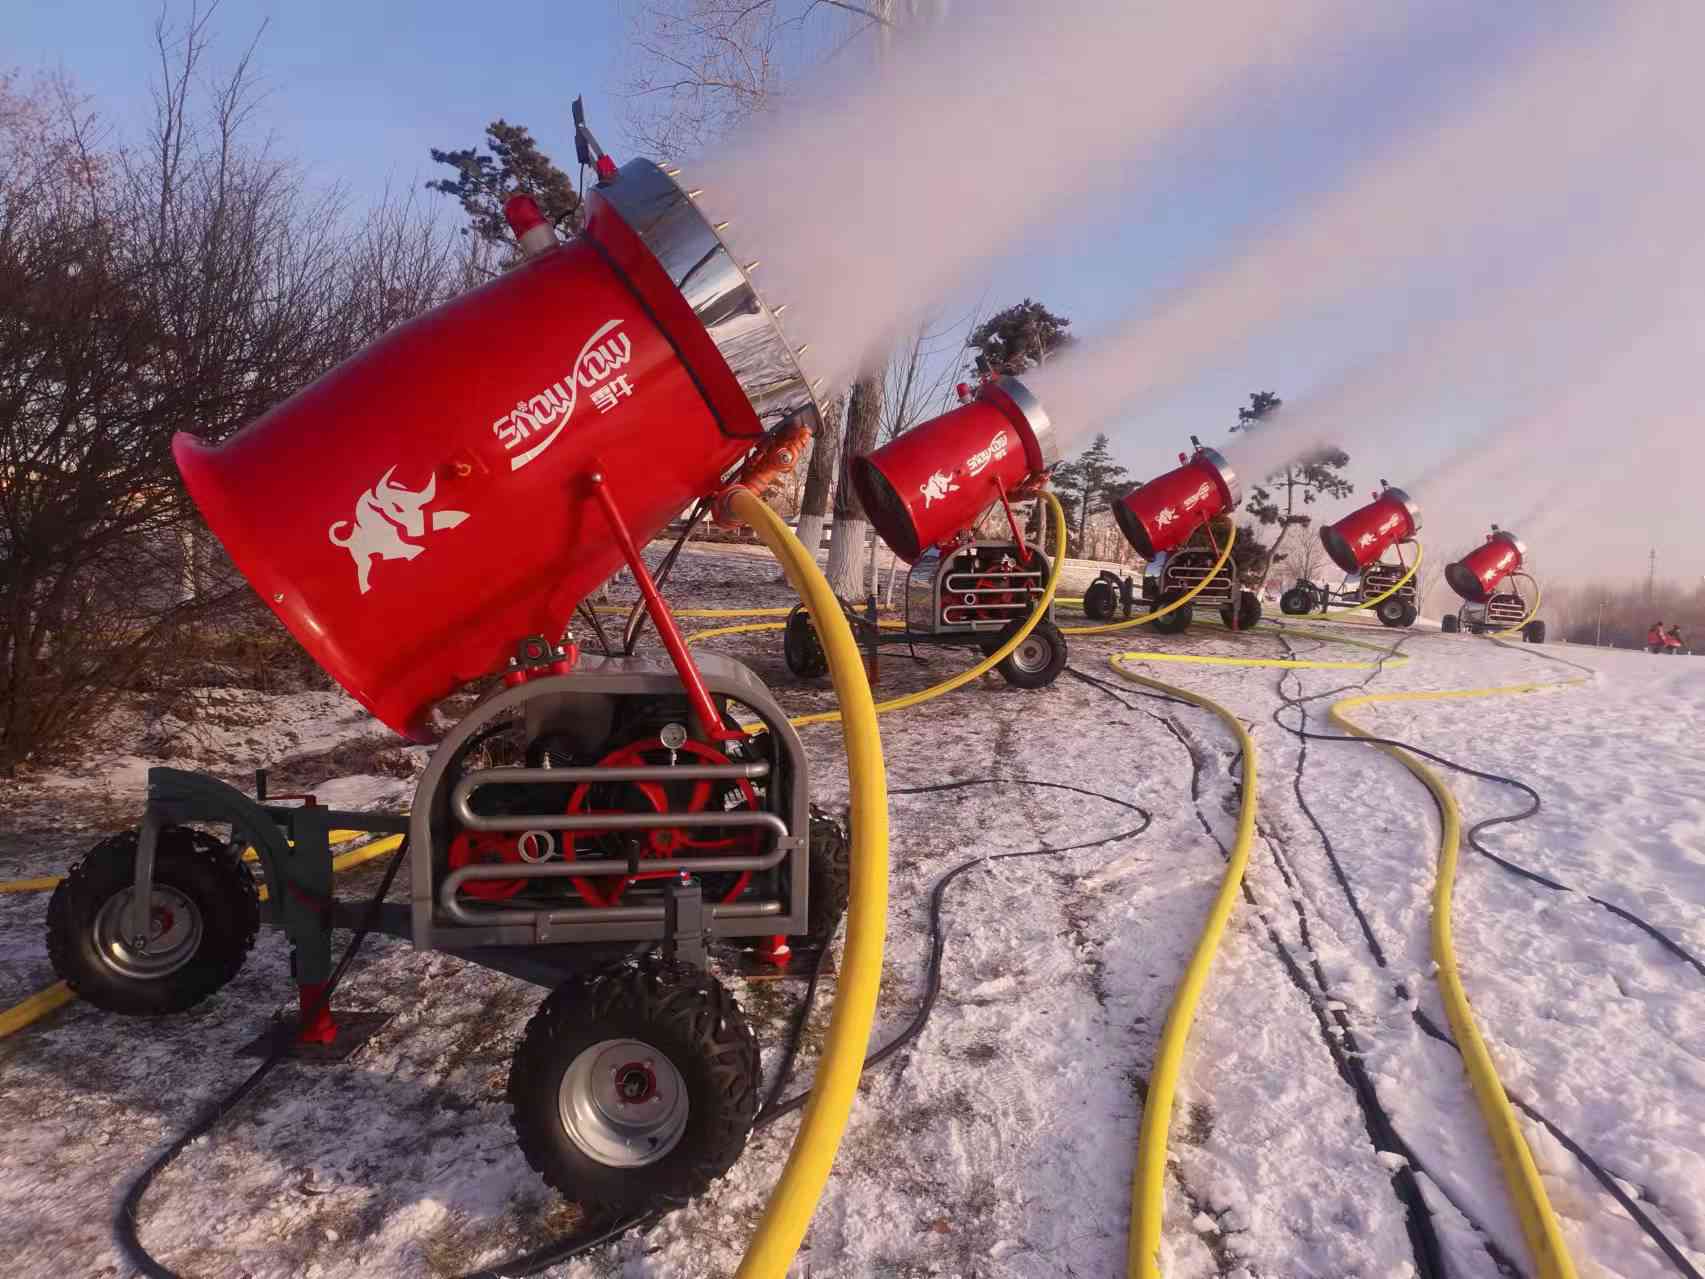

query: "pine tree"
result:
(1052, 433), (1129, 555)
(1227, 391), (1354, 526)
(428, 120), (581, 249)
(967, 299), (1073, 375)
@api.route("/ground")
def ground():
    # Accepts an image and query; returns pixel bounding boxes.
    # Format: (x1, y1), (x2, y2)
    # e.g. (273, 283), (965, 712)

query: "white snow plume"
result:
(690, 0), (1420, 396)
(1026, 2), (1692, 460)
(1229, 38), (1705, 586)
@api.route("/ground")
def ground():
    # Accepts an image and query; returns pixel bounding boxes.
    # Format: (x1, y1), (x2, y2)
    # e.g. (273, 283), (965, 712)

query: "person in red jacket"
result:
(1666, 624), (1685, 652)
(1648, 622), (1669, 653)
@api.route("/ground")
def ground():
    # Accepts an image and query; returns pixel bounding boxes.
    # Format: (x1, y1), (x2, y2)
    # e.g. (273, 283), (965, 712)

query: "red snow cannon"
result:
(1320, 484), (1422, 574)
(850, 376), (1057, 561)
(173, 159), (821, 739)
(1446, 527), (1526, 603)
(1112, 442), (1240, 558)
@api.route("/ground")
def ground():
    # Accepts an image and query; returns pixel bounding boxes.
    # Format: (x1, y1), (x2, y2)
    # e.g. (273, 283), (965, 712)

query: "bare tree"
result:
(824, 366), (884, 599)
(0, 11), (467, 773)
(625, 0), (927, 601)
(794, 395), (842, 558)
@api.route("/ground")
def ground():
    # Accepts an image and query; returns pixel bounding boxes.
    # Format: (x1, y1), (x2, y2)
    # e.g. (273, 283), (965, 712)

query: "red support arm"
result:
(590, 471), (740, 742)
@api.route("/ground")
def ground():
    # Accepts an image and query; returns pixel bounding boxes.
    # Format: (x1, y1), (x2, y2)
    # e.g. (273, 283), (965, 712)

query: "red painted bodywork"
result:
(174, 187), (764, 741)
(851, 383), (1047, 562)
(1112, 450), (1239, 559)
(1320, 489), (1419, 574)
(1446, 530), (1526, 603)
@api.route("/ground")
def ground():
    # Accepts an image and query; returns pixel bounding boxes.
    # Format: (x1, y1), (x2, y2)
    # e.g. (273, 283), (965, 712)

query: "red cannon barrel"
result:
(1111, 447), (1240, 558)
(850, 376), (1056, 561)
(1445, 529), (1526, 602)
(174, 159), (820, 740)
(1320, 486), (1421, 574)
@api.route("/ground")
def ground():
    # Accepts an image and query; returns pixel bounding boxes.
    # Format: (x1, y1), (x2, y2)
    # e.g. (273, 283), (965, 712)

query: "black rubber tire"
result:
(1399, 602), (1420, 628)
(1375, 596), (1410, 628)
(1149, 591), (1193, 635)
(509, 960), (760, 1216)
(1083, 579), (1118, 622)
(1441, 614), (1460, 634)
(1219, 590), (1262, 632)
(1279, 586), (1313, 616)
(782, 604), (828, 679)
(995, 618), (1068, 689)
(801, 806), (851, 945)
(47, 827), (259, 1016)
(1524, 620), (1546, 644)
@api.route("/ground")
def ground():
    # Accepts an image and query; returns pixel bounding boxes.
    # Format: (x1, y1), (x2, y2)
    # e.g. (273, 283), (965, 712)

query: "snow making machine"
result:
(1442, 525), (1546, 642)
(44, 141), (864, 1218)
(779, 374), (1069, 689)
(1096, 439), (1260, 634)
(1279, 482), (1423, 627)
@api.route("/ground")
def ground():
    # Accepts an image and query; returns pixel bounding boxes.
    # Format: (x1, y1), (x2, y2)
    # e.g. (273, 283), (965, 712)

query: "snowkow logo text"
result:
(964, 431), (1009, 478)
(493, 319), (636, 471)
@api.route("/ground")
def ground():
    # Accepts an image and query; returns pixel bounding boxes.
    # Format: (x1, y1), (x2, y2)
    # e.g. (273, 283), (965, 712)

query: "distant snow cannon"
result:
(59, 120), (862, 1228)
(1441, 525), (1545, 642)
(783, 375), (1068, 689)
(1094, 440), (1261, 635)
(850, 375), (1058, 562)
(1279, 481), (1422, 628)
(1111, 441), (1239, 559)
(1320, 484), (1421, 574)
(1445, 527), (1525, 602)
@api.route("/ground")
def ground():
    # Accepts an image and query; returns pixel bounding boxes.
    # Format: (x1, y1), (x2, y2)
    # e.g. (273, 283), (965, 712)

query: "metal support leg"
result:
(128, 806), (165, 948)
(282, 817), (336, 988)
(663, 877), (706, 970)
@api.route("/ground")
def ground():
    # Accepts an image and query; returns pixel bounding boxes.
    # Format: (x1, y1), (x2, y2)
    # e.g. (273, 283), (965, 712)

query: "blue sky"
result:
(14, 1), (1678, 582)
(10, 0), (636, 205)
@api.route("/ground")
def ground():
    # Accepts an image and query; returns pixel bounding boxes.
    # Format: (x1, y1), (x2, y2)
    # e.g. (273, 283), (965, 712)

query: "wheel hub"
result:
(559, 1038), (689, 1168)
(1012, 635), (1049, 673)
(93, 885), (202, 980)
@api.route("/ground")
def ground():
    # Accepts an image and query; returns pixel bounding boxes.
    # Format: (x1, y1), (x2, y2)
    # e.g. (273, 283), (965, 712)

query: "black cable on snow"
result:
(1268, 647), (1704, 979)
(116, 840), (411, 1279)
(757, 776), (1153, 1123)
(1271, 629), (1705, 1277)
(1070, 654), (1458, 1278)
(113, 780), (1153, 1279)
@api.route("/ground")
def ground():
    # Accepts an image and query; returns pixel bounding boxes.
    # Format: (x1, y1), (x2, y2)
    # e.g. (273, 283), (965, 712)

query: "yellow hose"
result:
(724, 487), (890, 1279)
(1331, 677), (1586, 1279)
(0, 982), (75, 1039)
(0, 828), (380, 895)
(1120, 650), (1405, 672)
(1063, 524), (1238, 636)
(594, 605), (798, 618)
(1109, 652), (1258, 1279)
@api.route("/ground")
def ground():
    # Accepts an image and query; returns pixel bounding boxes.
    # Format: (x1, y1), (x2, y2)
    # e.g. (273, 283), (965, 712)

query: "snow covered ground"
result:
(1, 544), (1700, 1278)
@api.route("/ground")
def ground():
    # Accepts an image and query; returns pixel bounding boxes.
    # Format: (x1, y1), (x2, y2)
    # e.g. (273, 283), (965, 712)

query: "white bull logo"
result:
(328, 466), (468, 595)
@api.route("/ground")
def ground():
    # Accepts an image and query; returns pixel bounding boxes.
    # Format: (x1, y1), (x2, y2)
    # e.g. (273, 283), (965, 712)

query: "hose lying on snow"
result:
(482, 775), (1154, 1276)
(1270, 637), (1701, 1279)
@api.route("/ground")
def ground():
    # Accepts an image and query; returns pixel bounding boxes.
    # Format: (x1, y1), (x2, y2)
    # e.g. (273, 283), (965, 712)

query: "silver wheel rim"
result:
(1011, 635), (1050, 674)
(92, 886), (203, 979)
(558, 1038), (689, 1168)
